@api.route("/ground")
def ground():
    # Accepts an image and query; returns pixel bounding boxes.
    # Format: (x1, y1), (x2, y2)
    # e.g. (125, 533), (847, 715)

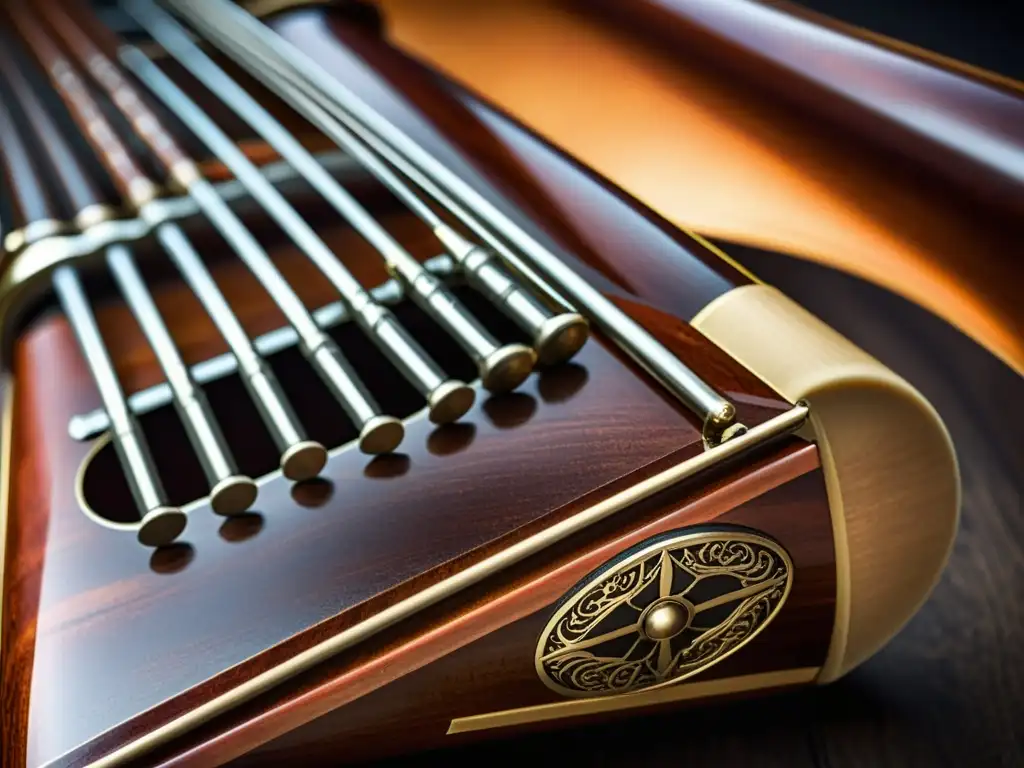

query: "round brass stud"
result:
(137, 506), (187, 548)
(534, 313), (589, 367)
(480, 344), (536, 393)
(640, 598), (692, 640)
(358, 415), (404, 455)
(210, 474), (259, 516)
(427, 380), (476, 424)
(280, 440), (328, 482)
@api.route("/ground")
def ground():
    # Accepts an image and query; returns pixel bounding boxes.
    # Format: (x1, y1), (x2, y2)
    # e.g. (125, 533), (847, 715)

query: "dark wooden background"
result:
(383, 246), (1024, 768)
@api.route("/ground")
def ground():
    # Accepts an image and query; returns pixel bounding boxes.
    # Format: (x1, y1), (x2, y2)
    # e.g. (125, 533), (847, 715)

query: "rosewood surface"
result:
(226, 451), (835, 766)
(0, 216), (790, 767)
(0, 4), (818, 766)
(584, 0), (1024, 220)
(87, 442), (833, 767)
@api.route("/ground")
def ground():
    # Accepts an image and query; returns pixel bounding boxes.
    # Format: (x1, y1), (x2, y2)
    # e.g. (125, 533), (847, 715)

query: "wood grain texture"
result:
(227, 456), (834, 767)
(2, 4), (1014, 768)
(118, 442), (833, 766)
(0, 194), (790, 766)
(585, 0), (1024, 218)
(343, 248), (1022, 768)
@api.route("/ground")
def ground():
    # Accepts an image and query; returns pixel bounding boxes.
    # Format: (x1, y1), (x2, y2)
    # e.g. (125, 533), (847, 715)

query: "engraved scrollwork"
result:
(535, 528), (793, 698)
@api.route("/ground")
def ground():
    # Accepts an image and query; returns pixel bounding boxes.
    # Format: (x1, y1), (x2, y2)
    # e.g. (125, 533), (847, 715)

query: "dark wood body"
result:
(584, 0), (1024, 218)
(0, 6), (837, 767)
(267, 6), (754, 322)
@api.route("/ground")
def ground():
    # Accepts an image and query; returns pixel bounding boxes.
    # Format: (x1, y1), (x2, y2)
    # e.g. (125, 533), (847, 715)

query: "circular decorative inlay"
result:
(535, 527), (793, 698)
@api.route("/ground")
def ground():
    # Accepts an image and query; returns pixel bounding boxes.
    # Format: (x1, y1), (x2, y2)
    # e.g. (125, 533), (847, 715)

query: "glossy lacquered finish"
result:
(586, 0), (1024, 216)
(375, 0), (1024, 376)
(0, 229), (793, 768)
(148, 444), (835, 766)
(270, 8), (755, 322)
(0, 5), (833, 767)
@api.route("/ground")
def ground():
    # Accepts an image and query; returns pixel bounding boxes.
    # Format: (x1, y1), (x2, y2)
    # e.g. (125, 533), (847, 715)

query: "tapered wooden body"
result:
(0, 2), (964, 766)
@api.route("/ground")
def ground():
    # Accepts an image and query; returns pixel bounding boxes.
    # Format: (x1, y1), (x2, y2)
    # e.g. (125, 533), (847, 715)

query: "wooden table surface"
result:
(384, 244), (1024, 767)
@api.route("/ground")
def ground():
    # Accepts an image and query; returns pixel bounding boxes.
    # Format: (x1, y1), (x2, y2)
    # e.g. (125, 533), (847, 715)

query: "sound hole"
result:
(77, 286), (534, 527)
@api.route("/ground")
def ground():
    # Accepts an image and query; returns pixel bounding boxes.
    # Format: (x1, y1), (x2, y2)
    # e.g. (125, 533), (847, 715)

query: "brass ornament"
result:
(535, 528), (793, 698)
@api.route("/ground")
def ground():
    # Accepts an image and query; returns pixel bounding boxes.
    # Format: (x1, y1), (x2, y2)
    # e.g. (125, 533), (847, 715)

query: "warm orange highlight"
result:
(379, 0), (1023, 374)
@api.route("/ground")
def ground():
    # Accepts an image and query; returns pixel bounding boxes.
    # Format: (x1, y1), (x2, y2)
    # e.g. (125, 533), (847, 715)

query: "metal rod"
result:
(116, 51), (403, 455)
(174, 0), (743, 441)
(0, 24), (185, 546)
(188, 19), (587, 367)
(69, 255), (458, 440)
(154, 223), (327, 480)
(106, 242), (259, 515)
(35, 0), (330, 479)
(126, 0), (533, 395)
(52, 266), (187, 546)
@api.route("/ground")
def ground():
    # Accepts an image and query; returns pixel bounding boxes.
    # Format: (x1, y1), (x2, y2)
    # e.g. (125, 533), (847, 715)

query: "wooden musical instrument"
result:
(0, 1), (979, 765)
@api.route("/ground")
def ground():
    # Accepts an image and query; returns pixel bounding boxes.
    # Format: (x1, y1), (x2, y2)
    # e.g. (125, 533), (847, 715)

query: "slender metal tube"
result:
(52, 266), (187, 546)
(126, 0), (532, 395)
(35, 0), (329, 478)
(106, 243), (258, 515)
(117, 49), (403, 454)
(172, 0), (743, 440)
(167, 9), (588, 367)
(0, 26), (184, 546)
(152, 223), (327, 480)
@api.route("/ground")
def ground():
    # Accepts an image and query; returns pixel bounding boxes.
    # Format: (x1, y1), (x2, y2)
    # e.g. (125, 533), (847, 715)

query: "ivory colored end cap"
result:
(691, 283), (960, 683)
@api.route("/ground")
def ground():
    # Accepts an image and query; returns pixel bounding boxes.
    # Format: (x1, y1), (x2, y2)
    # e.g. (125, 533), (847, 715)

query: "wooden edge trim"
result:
(447, 666), (820, 734)
(0, 375), (13, 653)
(768, 0), (1024, 95)
(692, 284), (961, 682)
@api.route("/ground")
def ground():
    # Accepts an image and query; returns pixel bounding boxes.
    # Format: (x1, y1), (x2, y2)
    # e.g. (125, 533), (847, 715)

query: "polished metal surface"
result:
(125, 0), (480, 413)
(1, 218), (70, 255)
(105, 243), (257, 515)
(139, 0), (535, 394)
(168, 11), (588, 367)
(535, 529), (793, 697)
(51, 265), (186, 546)
(0, 151), (362, 367)
(119, 47), (401, 455)
(172, 0), (742, 439)
(68, 256), (459, 440)
(149, 221), (327, 481)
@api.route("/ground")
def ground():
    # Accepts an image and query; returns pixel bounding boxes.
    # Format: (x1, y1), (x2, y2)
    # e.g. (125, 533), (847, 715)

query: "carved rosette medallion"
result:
(535, 527), (793, 697)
